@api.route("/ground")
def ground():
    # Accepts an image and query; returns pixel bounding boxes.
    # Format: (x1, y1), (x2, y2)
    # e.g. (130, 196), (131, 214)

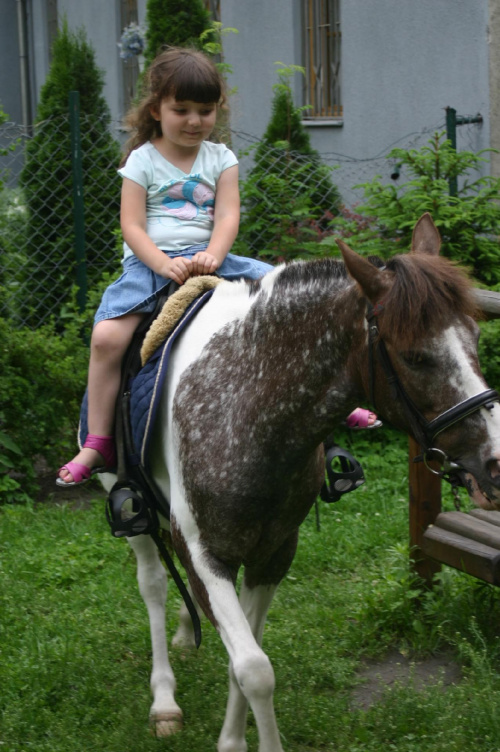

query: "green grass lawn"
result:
(2, 428), (500, 751)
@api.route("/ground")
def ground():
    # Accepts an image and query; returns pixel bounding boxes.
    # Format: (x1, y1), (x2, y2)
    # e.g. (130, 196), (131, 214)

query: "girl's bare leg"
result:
(58, 313), (145, 483)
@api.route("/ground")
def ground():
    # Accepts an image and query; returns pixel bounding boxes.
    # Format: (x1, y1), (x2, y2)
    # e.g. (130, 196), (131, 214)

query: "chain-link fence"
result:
(0, 111), (122, 328)
(0, 110), (482, 328)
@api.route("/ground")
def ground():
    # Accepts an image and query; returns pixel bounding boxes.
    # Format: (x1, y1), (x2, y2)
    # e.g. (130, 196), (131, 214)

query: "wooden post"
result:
(408, 436), (442, 585)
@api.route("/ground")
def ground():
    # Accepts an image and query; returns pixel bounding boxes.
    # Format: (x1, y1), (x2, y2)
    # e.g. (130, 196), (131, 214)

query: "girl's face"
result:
(152, 96), (217, 150)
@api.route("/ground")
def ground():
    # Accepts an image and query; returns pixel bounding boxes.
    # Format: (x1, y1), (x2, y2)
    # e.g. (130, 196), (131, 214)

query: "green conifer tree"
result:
(20, 21), (121, 326)
(239, 66), (341, 261)
(143, 0), (211, 66)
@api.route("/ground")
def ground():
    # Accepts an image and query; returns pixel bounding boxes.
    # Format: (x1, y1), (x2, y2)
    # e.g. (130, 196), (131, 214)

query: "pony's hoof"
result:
(149, 710), (184, 737)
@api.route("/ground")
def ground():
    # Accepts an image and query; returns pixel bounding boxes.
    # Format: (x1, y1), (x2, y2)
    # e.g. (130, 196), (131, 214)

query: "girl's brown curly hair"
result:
(120, 47), (227, 166)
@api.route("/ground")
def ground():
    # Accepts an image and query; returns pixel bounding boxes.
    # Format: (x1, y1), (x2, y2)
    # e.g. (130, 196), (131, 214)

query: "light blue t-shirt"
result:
(118, 140), (238, 260)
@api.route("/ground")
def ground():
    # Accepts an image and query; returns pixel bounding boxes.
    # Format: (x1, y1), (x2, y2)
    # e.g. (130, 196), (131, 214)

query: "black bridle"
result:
(366, 303), (499, 482)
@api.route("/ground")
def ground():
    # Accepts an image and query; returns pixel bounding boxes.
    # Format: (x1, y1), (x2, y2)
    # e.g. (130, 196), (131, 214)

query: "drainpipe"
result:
(17, 0), (32, 128)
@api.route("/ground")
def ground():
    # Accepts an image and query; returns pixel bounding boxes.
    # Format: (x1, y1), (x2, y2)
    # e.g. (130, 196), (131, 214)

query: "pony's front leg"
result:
(181, 540), (283, 752)
(127, 534), (183, 736)
(218, 581), (278, 752)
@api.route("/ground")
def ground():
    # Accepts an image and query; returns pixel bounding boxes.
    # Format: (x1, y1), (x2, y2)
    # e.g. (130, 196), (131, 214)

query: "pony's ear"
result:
(411, 213), (441, 255)
(336, 239), (388, 302)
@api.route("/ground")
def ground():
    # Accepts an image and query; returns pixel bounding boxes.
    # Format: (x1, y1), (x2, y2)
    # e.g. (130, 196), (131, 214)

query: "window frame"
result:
(302, 0), (342, 122)
(204, 0), (221, 23)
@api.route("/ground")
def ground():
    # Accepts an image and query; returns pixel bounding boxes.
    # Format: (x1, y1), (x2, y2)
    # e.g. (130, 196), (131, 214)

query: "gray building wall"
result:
(1, 0), (25, 123)
(58, 0), (123, 118)
(1, 0), (497, 200)
(58, 0), (147, 122)
(222, 0), (493, 198)
(489, 0), (500, 176)
(0, 0), (147, 126)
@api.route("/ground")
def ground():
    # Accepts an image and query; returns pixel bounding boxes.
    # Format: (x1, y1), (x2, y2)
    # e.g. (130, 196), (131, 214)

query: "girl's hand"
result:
(190, 252), (219, 276)
(161, 256), (193, 285)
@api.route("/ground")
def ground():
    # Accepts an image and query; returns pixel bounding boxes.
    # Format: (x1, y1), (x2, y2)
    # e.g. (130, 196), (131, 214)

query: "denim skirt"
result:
(94, 244), (274, 325)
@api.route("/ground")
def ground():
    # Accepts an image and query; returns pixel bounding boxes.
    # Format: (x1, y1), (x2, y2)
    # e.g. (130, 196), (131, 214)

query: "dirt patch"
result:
(352, 649), (461, 709)
(36, 470), (105, 510)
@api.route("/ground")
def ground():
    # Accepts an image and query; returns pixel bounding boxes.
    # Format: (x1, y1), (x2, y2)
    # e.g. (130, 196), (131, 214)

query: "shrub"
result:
(0, 317), (87, 500)
(326, 132), (500, 286)
(0, 263), (117, 504)
(19, 21), (121, 327)
(478, 319), (500, 392)
(237, 65), (341, 262)
(0, 188), (27, 323)
(0, 104), (24, 322)
(143, 0), (211, 67)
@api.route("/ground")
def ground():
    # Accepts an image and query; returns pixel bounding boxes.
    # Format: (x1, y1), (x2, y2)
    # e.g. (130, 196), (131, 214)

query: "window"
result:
(204, 0), (221, 23)
(302, 0), (342, 119)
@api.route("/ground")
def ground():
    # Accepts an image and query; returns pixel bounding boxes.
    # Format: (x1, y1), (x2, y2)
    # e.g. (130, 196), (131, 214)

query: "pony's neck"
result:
(172, 262), (371, 492)
(238, 266), (368, 451)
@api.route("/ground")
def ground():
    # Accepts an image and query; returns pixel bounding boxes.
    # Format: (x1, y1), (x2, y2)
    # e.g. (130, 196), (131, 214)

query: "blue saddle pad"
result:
(79, 288), (215, 471)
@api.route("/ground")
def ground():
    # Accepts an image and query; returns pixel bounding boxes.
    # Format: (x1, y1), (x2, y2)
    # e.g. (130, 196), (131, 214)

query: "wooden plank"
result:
(432, 511), (500, 551)
(469, 508), (500, 528)
(408, 437), (442, 584)
(422, 525), (500, 585)
(474, 288), (500, 319)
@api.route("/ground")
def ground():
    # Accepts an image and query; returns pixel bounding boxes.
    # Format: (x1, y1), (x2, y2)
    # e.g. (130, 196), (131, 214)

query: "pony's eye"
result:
(402, 351), (430, 367)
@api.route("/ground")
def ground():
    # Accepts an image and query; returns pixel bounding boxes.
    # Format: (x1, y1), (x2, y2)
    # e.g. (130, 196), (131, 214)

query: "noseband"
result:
(366, 303), (499, 482)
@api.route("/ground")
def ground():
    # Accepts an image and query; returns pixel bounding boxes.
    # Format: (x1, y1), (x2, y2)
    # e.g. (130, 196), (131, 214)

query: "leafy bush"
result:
(19, 21), (121, 327)
(0, 104), (24, 322)
(326, 132), (500, 286)
(0, 261), (118, 503)
(0, 316), (88, 500)
(0, 188), (27, 322)
(237, 65), (341, 262)
(478, 319), (500, 392)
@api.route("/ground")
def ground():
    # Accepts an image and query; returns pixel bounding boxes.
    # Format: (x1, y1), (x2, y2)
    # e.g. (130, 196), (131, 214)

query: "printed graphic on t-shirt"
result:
(160, 179), (215, 220)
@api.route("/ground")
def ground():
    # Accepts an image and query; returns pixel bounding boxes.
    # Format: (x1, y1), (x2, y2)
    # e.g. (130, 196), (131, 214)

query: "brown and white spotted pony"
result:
(100, 213), (500, 752)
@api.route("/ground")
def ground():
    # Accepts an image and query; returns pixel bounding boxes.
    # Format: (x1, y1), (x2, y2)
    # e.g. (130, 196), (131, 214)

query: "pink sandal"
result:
(56, 434), (116, 487)
(345, 408), (382, 430)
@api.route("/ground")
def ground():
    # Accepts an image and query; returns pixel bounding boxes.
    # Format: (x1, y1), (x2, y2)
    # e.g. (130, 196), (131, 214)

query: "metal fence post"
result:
(445, 107), (458, 197)
(445, 106), (483, 198)
(69, 90), (87, 313)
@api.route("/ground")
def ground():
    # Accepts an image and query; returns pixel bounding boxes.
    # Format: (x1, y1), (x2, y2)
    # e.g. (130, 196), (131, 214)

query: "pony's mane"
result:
(272, 258), (348, 293)
(265, 255), (476, 348)
(379, 254), (478, 347)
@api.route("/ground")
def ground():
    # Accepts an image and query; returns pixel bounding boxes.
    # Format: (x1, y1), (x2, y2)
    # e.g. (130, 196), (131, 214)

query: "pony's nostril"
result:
(486, 458), (500, 480)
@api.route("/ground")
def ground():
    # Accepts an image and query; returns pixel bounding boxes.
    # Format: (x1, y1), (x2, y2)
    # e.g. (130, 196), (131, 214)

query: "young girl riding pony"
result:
(57, 48), (377, 486)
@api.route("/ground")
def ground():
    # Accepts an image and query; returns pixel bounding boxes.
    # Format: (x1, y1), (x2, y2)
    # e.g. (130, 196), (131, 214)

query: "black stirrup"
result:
(320, 444), (365, 503)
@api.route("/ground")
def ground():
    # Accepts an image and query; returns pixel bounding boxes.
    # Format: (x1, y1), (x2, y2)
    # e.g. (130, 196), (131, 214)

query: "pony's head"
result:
(337, 213), (500, 511)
